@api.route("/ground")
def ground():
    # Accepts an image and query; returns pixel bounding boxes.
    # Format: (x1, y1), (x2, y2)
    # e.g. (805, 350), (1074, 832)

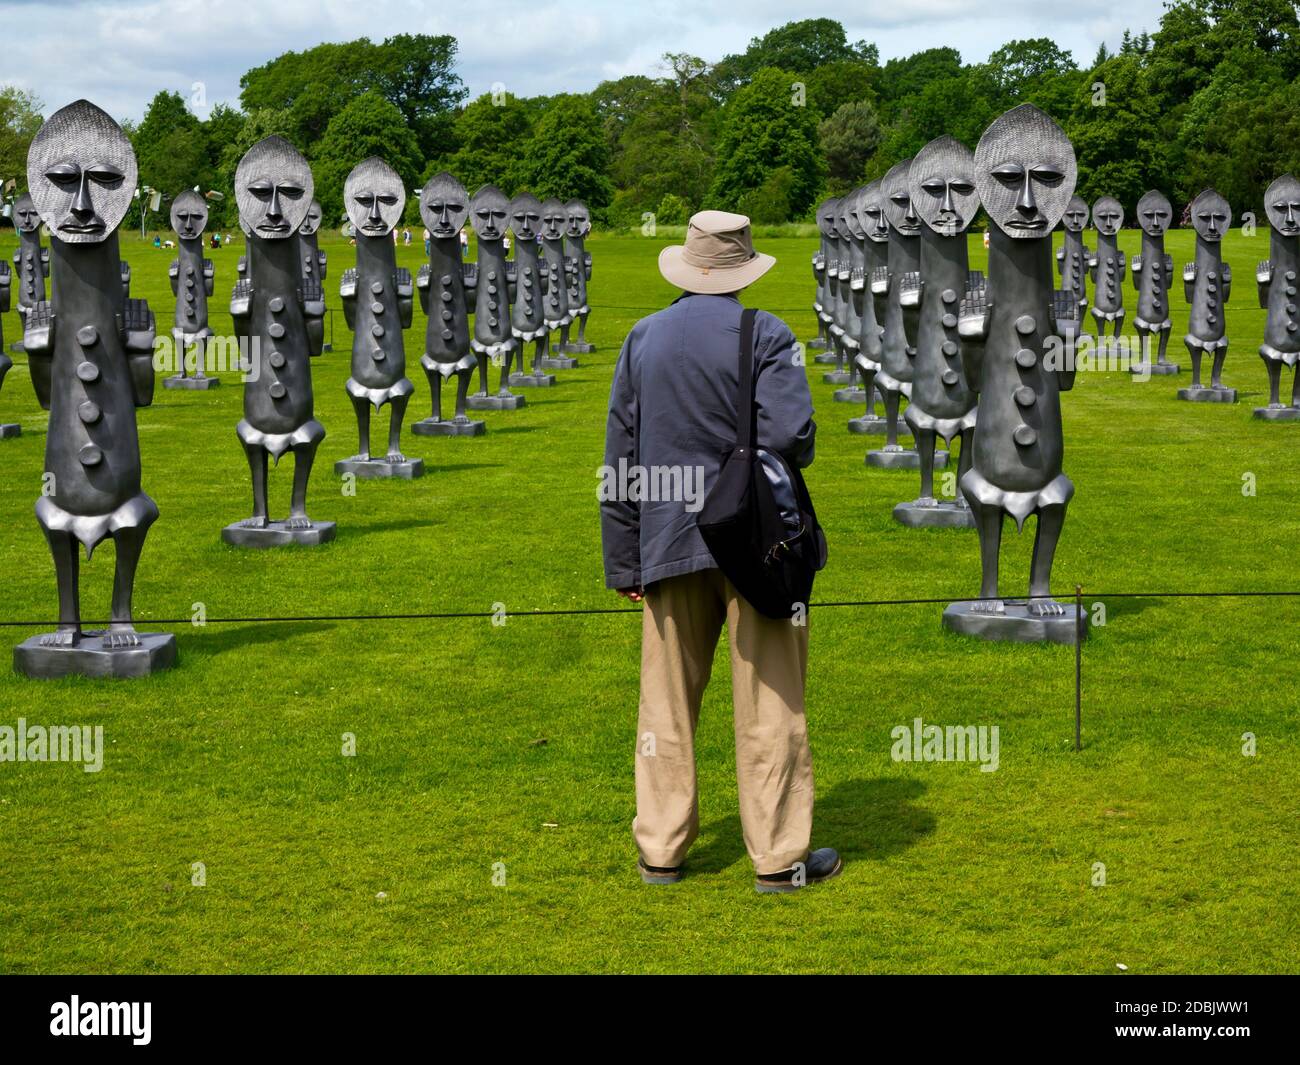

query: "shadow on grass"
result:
(344, 517), (439, 539)
(487, 426), (539, 435)
(424, 462), (505, 474)
(689, 776), (934, 874)
(183, 620), (336, 654)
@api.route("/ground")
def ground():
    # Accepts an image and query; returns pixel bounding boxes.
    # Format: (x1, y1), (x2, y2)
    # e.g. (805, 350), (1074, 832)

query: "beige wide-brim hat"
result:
(658, 209), (777, 294)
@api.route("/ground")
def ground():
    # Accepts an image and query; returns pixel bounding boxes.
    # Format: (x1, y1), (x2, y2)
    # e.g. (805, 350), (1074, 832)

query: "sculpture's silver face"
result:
(565, 199), (591, 238)
(974, 104), (1076, 239)
(857, 181), (889, 244)
(27, 99), (137, 244)
(1265, 174), (1300, 237)
(298, 199), (323, 236)
(882, 161), (920, 235)
(419, 172), (468, 239)
(345, 157), (405, 236)
(13, 192), (41, 234)
(235, 135), (313, 241)
(817, 197), (840, 239)
(540, 198), (567, 240)
(509, 192), (543, 241)
(1093, 196), (1123, 236)
(839, 188), (866, 240)
(1190, 189), (1231, 242)
(170, 189), (209, 239)
(910, 136), (977, 236)
(1062, 195), (1089, 233)
(1135, 191), (1172, 236)
(470, 185), (510, 240)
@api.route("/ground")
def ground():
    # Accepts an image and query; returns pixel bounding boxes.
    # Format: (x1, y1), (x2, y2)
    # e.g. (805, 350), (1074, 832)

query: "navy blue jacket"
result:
(601, 293), (816, 590)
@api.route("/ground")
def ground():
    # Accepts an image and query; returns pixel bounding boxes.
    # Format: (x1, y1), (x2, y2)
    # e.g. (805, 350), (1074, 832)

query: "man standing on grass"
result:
(600, 210), (841, 894)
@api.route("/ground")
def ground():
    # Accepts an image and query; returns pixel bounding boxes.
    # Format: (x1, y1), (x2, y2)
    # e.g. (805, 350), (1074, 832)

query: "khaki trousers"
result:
(633, 568), (814, 875)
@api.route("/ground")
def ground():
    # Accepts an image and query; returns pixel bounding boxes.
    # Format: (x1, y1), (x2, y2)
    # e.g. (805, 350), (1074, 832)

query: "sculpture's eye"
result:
(950, 180), (974, 195)
(1030, 165), (1064, 186)
(44, 162), (81, 187)
(428, 200), (444, 212)
(356, 194), (376, 207)
(248, 179), (273, 199)
(921, 179), (945, 196)
(991, 163), (1024, 184)
(277, 183), (304, 200)
(378, 193), (398, 206)
(86, 162), (124, 187)
(890, 193), (908, 205)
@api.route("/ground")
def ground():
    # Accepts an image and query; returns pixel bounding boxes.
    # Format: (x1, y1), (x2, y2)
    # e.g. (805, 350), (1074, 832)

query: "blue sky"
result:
(1, 0), (1172, 122)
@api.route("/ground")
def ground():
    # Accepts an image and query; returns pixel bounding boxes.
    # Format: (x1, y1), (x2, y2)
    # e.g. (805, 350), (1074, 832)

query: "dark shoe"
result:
(755, 848), (842, 894)
(639, 858), (684, 885)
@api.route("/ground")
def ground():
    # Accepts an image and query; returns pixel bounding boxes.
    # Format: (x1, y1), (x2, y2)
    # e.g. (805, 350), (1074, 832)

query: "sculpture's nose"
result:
(368, 198), (382, 225)
(941, 184), (955, 216)
(1017, 173), (1037, 214)
(1287, 204), (1296, 227)
(267, 187), (283, 222)
(71, 173), (95, 221)
(904, 198), (917, 223)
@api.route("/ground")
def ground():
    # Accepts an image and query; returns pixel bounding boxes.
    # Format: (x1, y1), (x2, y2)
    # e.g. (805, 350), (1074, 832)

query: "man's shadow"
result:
(689, 777), (934, 874)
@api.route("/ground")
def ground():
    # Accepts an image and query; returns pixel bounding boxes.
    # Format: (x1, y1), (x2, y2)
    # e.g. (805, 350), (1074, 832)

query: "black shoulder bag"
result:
(696, 308), (827, 619)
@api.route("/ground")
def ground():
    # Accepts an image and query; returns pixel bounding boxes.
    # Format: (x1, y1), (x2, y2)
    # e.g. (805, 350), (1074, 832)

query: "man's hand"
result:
(618, 587), (645, 604)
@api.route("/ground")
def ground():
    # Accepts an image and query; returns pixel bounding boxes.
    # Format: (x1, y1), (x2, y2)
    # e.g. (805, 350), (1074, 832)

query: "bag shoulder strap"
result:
(736, 307), (758, 450)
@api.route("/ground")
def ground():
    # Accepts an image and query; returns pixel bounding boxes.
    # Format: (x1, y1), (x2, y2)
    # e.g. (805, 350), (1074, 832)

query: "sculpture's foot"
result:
(385, 450), (406, 464)
(1027, 597), (1066, 618)
(943, 599), (1085, 645)
(284, 515), (314, 531)
(240, 515), (269, 529)
(348, 453), (372, 463)
(104, 626), (142, 649)
(40, 628), (80, 648)
(970, 599), (1006, 615)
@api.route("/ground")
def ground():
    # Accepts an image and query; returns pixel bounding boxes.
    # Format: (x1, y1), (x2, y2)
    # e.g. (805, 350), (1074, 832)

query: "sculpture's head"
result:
(857, 181), (889, 244)
(1092, 195), (1123, 236)
(909, 135), (978, 236)
(1189, 188), (1232, 243)
(817, 197), (840, 239)
(13, 192), (41, 234)
(565, 199), (592, 238)
(1264, 174), (1300, 237)
(27, 99), (137, 244)
(345, 156), (405, 237)
(974, 103), (1076, 240)
(469, 184), (510, 241)
(882, 160), (921, 236)
(170, 188), (209, 240)
(235, 135), (313, 241)
(419, 172), (469, 240)
(1135, 190), (1172, 237)
(839, 187), (866, 241)
(509, 191), (543, 242)
(540, 198), (567, 241)
(1062, 194), (1089, 233)
(298, 198), (323, 237)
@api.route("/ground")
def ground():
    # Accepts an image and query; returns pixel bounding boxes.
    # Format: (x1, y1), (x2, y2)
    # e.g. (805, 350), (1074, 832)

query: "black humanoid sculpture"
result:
(413, 172), (484, 436)
(11, 192), (48, 353)
(336, 157), (422, 479)
(0, 261), (13, 437)
(538, 197), (577, 371)
(1129, 190), (1178, 377)
(507, 191), (557, 389)
(811, 198), (839, 363)
(825, 198), (856, 387)
(1254, 174), (1300, 420)
(224, 135), (333, 546)
(896, 135), (983, 529)
(1057, 194), (1090, 320)
(560, 199), (595, 355)
(830, 189), (866, 398)
(466, 184), (525, 411)
(868, 159), (947, 471)
(297, 198), (329, 352)
(13, 100), (175, 678)
(943, 103), (1084, 644)
(847, 180), (890, 434)
(1089, 195), (1125, 343)
(1178, 188), (1235, 403)
(164, 189), (218, 390)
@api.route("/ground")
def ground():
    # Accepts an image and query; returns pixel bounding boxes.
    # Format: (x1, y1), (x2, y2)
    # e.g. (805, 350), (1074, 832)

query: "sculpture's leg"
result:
(287, 437), (321, 529)
(955, 428), (974, 506)
(422, 361), (443, 421)
(351, 393), (372, 460)
(106, 524), (149, 647)
(1112, 317), (1122, 340)
(1134, 324), (1150, 369)
(1210, 345), (1227, 390)
(194, 335), (208, 380)
(177, 337), (190, 379)
(577, 312), (590, 344)
(560, 322), (571, 351)
(915, 427), (936, 503)
(240, 440), (269, 528)
(387, 396), (409, 462)
(498, 346), (514, 395)
(1187, 339), (1203, 389)
(883, 389), (902, 449)
(538, 329), (552, 366)
(860, 365), (878, 417)
(966, 494), (1004, 614)
(1156, 326), (1171, 366)
(1265, 356), (1282, 407)
(476, 352), (489, 396)
(454, 368), (473, 421)
(1028, 503), (1067, 617)
(1291, 365), (1300, 409)
(39, 527), (81, 647)
(532, 338), (545, 374)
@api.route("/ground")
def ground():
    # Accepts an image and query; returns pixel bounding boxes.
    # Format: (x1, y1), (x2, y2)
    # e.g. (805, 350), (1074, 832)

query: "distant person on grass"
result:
(600, 210), (841, 894)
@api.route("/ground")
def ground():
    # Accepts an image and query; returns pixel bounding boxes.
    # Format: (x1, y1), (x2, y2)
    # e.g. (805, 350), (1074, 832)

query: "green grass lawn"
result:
(0, 223), (1296, 974)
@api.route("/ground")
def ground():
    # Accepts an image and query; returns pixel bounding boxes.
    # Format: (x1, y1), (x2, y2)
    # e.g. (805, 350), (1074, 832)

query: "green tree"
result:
(425, 92), (536, 195)
(0, 86), (43, 196)
(513, 94), (614, 209)
(714, 18), (872, 95)
(313, 92), (423, 226)
(1067, 53), (1158, 206)
(818, 100), (882, 193)
(805, 59), (879, 118)
(133, 91), (212, 224)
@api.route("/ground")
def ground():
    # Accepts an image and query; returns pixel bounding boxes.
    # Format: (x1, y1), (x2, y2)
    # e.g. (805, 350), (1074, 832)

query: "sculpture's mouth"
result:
(59, 219), (105, 235)
(361, 221), (388, 234)
(896, 222), (921, 234)
(1279, 222), (1300, 235)
(480, 226), (499, 239)
(257, 221), (290, 234)
(1004, 217), (1046, 231)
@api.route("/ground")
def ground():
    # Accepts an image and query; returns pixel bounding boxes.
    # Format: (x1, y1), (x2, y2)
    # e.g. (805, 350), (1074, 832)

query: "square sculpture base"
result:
(560, 341), (595, 355)
(893, 499), (975, 528)
(467, 392), (525, 411)
(1178, 385), (1237, 403)
(334, 457), (424, 479)
(411, 417), (486, 437)
(822, 371), (854, 385)
(0, 424), (20, 439)
(1132, 361), (1180, 376)
(943, 600), (1086, 645)
(1253, 405), (1300, 422)
(509, 372), (556, 388)
(222, 520), (337, 548)
(15, 631), (178, 679)
(866, 448), (948, 470)
(834, 387), (867, 403)
(847, 415), (891, 435)
(539, 356), (578, 370)
(164, 375), (221, 390)
(813, 351), (836, 363)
